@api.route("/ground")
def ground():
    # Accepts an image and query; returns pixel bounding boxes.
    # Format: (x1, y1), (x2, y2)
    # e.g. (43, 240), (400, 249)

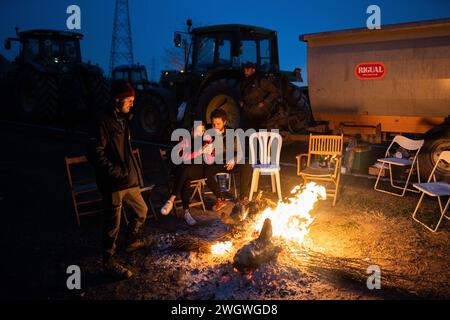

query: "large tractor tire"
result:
(196, 78), (241, 129)
(418, 129), (450, 182)
(15, 67), (59, 122)
(283, 83), (312, 132)
(85, 73), (111, 117)
(60, 73), (88, 128)
(133, 93), (170, 142)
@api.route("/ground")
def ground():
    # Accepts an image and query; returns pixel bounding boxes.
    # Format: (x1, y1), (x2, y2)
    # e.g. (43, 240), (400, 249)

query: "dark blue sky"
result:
(1, 0), (449, 81)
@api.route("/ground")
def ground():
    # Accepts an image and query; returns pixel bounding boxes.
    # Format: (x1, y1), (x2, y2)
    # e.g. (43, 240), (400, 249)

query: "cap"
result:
(111, 79), (135, 100)
(243, 61), (256, 69)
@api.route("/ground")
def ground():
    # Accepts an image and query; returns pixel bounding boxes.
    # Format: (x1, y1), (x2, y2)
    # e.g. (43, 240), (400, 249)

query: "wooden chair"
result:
(65, 148), (156, 226)
(159, 148), (207, 213)
(374, 135), (424, 197)
(65, 155), (103, 226)
(296, 134), (344, 206)
(412, 151), (450, 232)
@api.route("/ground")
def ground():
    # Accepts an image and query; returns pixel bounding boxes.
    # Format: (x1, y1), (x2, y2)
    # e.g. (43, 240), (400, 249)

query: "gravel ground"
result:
(1, 121), (448, 300)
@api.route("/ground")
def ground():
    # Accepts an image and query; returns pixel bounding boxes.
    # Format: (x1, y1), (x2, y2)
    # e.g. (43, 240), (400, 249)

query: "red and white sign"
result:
(355, 62), (386, 80)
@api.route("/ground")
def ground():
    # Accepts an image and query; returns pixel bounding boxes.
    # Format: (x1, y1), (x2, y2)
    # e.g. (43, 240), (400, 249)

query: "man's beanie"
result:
(111, 79), (135, 100)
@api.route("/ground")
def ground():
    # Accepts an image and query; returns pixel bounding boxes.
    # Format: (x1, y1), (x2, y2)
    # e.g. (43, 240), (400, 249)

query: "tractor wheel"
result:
(418, 130), (450, 182)
(15, 67), (59, 122)
(196, 78), (241, 129)
(85, 73), (111, 117)
(133, 93), (170, 142)
(284, 83), (311, 133)
(60, 73), (88, 128)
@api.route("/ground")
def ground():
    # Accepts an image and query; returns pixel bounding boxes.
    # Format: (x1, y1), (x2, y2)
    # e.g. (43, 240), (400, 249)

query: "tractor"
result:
(134, 20), (312, 141)
(3, 28), (110, 125)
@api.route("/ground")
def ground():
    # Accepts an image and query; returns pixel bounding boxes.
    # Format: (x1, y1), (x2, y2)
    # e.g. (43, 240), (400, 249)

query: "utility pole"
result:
(109, 0), (134, 77)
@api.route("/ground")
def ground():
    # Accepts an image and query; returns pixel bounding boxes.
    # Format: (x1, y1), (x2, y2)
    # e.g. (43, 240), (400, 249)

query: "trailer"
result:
(299, 18), (450, 179)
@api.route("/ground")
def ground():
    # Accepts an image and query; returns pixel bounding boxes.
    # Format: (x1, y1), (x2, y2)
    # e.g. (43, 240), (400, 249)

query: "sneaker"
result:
(160, 200), (174, 215)
(103, 260), (133, 280)
(184, 211), (197, 226)
(212, 198), (227, 212)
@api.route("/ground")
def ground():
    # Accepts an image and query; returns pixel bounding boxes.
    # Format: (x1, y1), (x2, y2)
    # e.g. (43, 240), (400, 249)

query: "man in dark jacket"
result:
(88, 80), (147, 279)
(204, 109), (252, 211)
(240, 62), (280, 129)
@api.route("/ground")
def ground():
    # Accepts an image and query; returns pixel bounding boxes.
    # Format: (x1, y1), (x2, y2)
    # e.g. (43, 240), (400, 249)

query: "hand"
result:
(240, 101), (244, 108)
(113, 166), (128, 179)
(202, 143), (212, 153)
(225, 160), (235, 171)
(258, 101), (265, 108)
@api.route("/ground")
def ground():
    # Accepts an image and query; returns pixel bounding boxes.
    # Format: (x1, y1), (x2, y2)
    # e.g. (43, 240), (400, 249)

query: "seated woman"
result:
(160, 123), (213, 226)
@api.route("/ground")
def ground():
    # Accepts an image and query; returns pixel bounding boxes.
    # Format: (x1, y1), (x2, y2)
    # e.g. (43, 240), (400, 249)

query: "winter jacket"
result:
(87, 106), (144, 193)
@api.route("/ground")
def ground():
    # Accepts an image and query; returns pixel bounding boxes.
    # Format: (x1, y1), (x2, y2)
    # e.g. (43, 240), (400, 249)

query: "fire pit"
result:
(208, 182), (327, 270)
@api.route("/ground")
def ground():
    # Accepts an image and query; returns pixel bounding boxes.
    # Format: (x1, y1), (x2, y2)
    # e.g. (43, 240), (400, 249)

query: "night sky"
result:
(0, 0), (449, 81)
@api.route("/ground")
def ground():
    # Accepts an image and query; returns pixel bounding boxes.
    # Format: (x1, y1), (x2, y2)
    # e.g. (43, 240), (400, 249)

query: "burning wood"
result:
(171, 235), (211, 253)
(233, 218), (282, 272)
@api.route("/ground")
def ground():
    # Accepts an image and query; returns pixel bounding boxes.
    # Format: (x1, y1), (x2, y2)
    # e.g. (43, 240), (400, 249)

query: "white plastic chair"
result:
(374, 135), (424, 197)
(248, 131), (283, 201)
(412, 151), (450, 232)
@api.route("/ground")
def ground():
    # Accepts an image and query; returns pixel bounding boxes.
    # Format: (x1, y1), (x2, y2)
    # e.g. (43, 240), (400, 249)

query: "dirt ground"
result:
(1, 121), (448, 300)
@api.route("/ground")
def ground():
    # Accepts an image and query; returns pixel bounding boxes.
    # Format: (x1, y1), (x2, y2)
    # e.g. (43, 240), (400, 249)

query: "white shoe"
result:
(160, 200), (173, 215)
(184, 211), (197, 226)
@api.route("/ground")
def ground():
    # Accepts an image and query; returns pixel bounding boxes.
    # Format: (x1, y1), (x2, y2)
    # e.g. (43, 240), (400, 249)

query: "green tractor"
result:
(3, 28), (110, 124)
(135, 20), (311, 141)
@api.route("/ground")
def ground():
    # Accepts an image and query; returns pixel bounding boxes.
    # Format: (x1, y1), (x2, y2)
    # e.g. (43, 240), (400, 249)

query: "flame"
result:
(254, 182), (326, 246)
(211, 241), (233, 255)
(210, 182), (326, 256)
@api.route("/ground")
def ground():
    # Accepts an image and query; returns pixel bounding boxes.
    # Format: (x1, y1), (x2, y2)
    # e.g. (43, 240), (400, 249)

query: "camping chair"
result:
(159, 148), (207, 213)
(65, 148), (156, 226)
(248, 131), (283, 201)
(296, 134), (343, 206)
(412, 151), (450, 232)
(374, 135), (424, 197)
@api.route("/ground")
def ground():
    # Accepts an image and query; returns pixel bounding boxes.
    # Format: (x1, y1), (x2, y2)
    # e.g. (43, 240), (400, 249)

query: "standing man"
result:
(88, 79), (148, 280)
(240, 62), (279, 130)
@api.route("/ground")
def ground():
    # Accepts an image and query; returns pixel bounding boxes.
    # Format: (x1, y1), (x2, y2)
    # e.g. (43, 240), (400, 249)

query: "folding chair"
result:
(412, 151), (450, 232)
(65, 148), (156, 226)
(374, 135), (424, 197)
(159, 148), (207, 213)
(296, 134), (343, 206)
(174, 179), (207, 212)
(65, 155), (103, 226)
(248, 131), (283, 201)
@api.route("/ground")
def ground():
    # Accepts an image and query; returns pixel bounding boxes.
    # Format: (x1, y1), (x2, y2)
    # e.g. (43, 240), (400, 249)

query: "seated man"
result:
(204, 109), (252, 211)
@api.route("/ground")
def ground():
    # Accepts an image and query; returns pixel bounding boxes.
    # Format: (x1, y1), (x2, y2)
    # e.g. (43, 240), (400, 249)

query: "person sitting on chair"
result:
(204, 109), (252, 211)
(160, 122), (213, 226)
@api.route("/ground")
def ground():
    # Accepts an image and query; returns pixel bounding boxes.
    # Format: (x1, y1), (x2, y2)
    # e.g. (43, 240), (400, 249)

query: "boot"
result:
(126, 223), (146, 253)
(103, 258), (133, 280)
